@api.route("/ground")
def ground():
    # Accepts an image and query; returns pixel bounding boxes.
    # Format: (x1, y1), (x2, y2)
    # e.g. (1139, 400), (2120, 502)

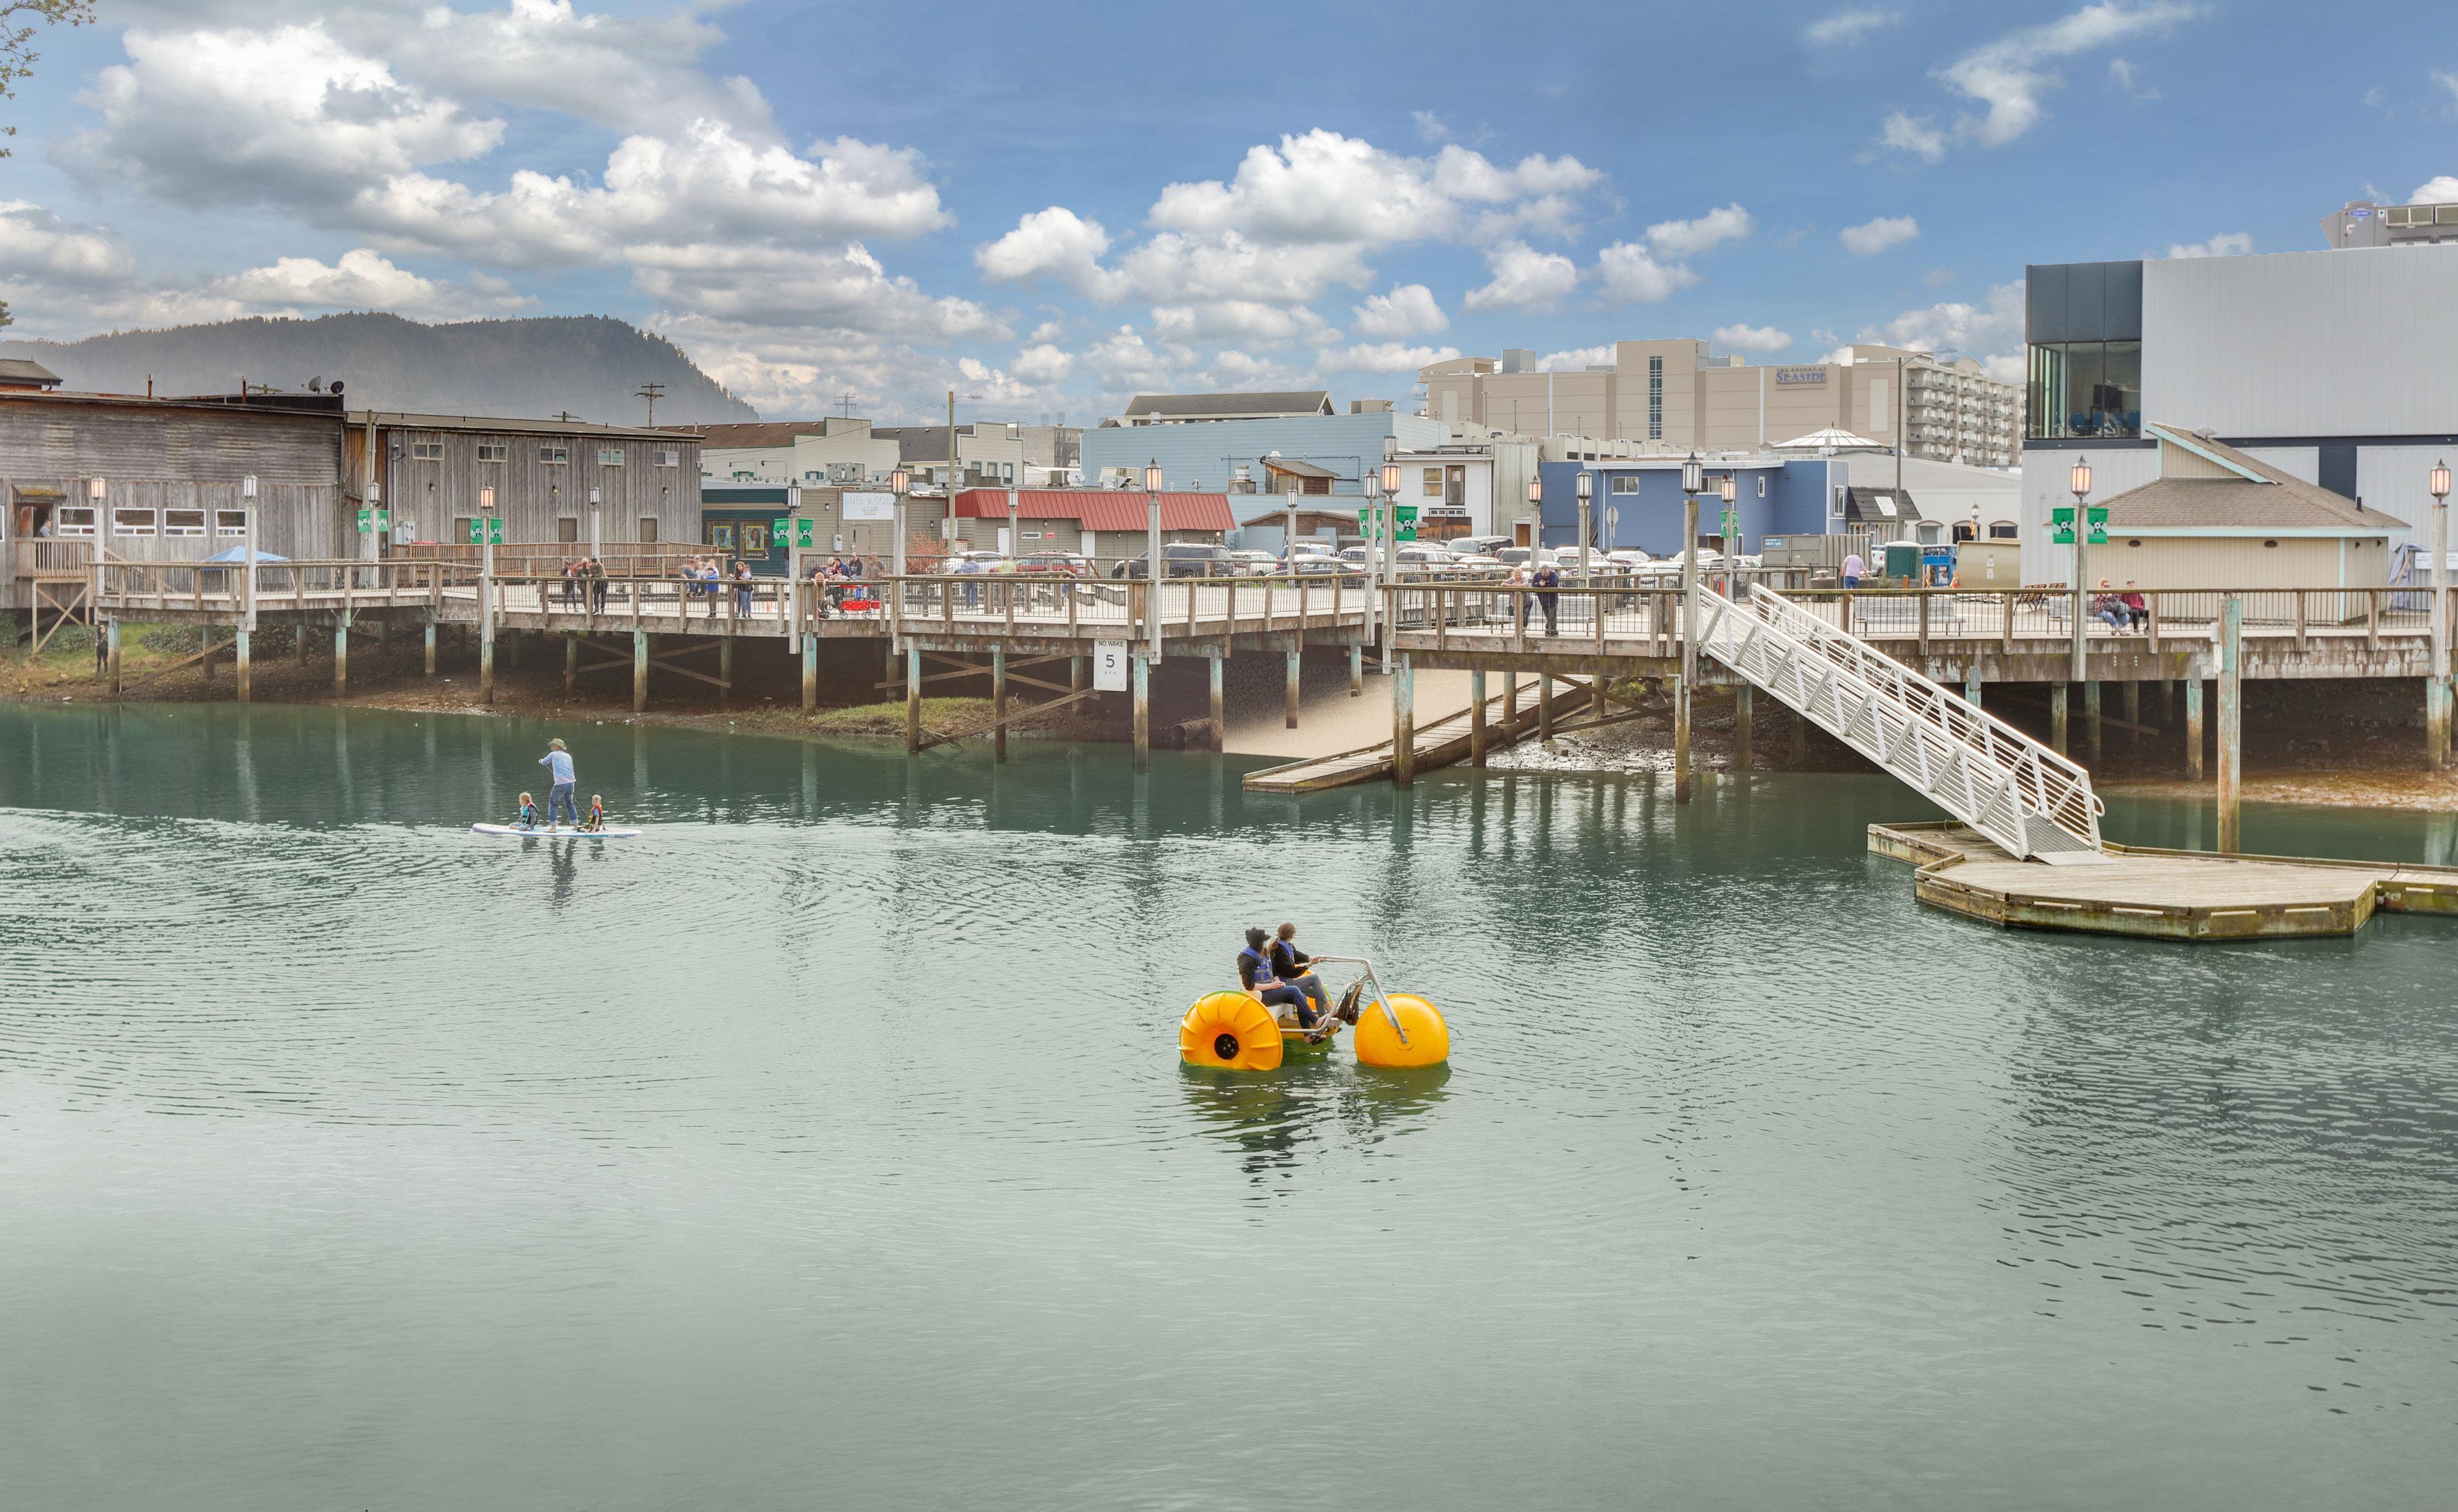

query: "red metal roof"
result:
(952, 488), (1237, 533)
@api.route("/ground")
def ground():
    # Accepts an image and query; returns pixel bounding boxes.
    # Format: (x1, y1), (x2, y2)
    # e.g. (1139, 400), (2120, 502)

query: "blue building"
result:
(1079, 412), (1452, 497)
(1534, 458), (1841, 556)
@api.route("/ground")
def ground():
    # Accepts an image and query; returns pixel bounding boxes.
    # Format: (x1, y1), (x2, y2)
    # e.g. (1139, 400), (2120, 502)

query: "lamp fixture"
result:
(1143, 459), (1164, 493)
(1680, 454), (1703, 495)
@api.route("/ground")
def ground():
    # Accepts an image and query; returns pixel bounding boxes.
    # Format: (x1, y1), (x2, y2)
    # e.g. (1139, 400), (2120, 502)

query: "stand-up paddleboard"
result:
(471, 823), (643, 839)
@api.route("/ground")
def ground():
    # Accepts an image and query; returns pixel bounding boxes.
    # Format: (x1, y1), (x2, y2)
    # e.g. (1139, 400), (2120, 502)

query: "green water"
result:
(2, 703), (2454, 1511)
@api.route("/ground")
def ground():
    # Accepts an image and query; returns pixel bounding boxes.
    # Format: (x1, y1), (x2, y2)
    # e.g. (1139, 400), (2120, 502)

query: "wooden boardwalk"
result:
(1243, 677), (1596, 793)
(1870, 821), (2458, 940)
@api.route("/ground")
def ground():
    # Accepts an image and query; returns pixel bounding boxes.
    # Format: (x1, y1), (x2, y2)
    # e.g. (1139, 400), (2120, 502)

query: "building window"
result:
(1610, 474), (1641, 494)
(540, 446), (569, 465)
(163, 509), (206, 536)
(1989, 520), (2019, 539)
(555, 517), (580, 543)
(112, 508), (157, 536)
(476, 443), (508, 463)
(805, 470), (823, 482)
(54, 506), (95, 536)
(410, 441), (444, 462)
(1757, 476), (1767, 497)
(453, 516), (476, 543)
(597, 448), (624, 466)
(658, 449), (680, 467)
(639, 517), (659, 543)
(2026, 339), (2141, 439)
(214, 509), (248, 536)
(1422, 467), (1445, 497)
(1647, 355), (1664, 441)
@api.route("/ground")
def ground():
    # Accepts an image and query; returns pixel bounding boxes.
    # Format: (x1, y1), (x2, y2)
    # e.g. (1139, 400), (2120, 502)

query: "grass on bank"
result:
(799, 698), (993, 735)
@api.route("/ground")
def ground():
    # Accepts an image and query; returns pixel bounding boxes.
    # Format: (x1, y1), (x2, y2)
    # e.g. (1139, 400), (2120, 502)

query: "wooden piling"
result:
(1208, 651), (1225, 737)
(201, 625), (216, 682)
(333, 613), (348, 695)
(1132, 654), (1150, 768)
(565, 632), (577, 693)
(2185, 678), (2205, 780)
(632, 629), (648, 712)
(906, 646), (922, 753)
(1071, 655), (1086, 695)
(1348, 643), (1363, 697)
(2122, 679), (2141, 736)
(234, 628), (250, 703)
(1539, 673), (1555, 744)
(719, 633), (734, 703)
(992, 644), (1008, 762)
(1790, 704), (1807, 764)
(2428, 673), (2450, 769)
(1470, 668), (1488, 765)
(106, 620), (122, 696)
(1673, 673), (1692, 803)
(1504, 670), (1518, 721)
(2219, 596), (2243, 853)
(1392, 655), (1415, 786)
(1733, 684), (1752, 772)
(801, 636), (817, 711)
(2050, 683), (2069, 753)
(1285, 646), (1301, 728)
(2084, 680), (2102, 763)
(423, 616), (436, 677)
(1964, 667), (1981, 707)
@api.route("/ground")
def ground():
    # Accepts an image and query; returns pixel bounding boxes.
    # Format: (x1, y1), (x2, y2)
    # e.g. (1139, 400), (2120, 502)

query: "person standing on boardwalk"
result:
(538, 738), (579, 833)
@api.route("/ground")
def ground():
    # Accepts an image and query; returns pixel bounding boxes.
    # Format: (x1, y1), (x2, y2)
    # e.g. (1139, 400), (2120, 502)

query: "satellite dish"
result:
(308, 376), (324, 392)
(330, 380), (345, 398)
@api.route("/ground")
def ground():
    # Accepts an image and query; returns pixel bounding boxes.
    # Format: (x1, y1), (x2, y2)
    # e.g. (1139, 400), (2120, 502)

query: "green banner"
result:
(467, 517), (503, 545)
(796, 519), (815, 549)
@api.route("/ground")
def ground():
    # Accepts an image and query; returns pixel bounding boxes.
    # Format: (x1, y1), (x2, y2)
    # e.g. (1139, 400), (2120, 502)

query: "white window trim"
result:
(540, 446), (569, 465)
(597, 449), (625, 466)
(214, 510), (249, 536)
(55, 506), (96, 536)
(476, 444), (508, 463)
(410, 442), (444, 462)
(163, 509), (207, 537)
(111, 507), (159, 536)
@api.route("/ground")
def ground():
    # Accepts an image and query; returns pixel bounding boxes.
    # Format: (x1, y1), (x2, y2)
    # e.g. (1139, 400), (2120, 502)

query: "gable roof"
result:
(0, 358), (63, 389)
(1261, 456), (1338, 479)
(951, 488), (1236, 532)
(675, 421), (839, 449)
(1842, 485), (1922, 524)
(1121, 390), (1335, 422)
(2102, 422), (2406, 531)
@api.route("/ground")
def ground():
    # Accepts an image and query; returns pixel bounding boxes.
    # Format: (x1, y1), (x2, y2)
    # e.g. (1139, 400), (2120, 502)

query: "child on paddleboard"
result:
(515, 792), (541, 832)
(580, 794), (607, 833)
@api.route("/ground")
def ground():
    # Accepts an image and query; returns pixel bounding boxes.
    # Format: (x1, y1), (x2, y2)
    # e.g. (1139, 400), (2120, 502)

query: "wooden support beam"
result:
(1285, 646), (1301, 729)
(992, 644), (1008, 762)
(914, 686), (1102, 752)
(424, 616), (437, 677)
(565, 632), (578, 693)
(2185, 678), (2205, 781)
(801, 635), (817, 711)
(236, 629), (251, 703)
(1209, 651), (1225, 738)
(906, 645), (922, 753)
(2219, 597), (2243, 853)
(1392, 655), (1415, 786)
(1539, 673), (1555, 743)
(1132, 654), (1150, 768)
(632, 628), (648, 712)
(333, 612), (350, 695)
(1348, 642), (1362, 697)
(1674, 672), (1692, 803)
(2084, 680), (2102, 763)
(1733, 684), (1752, 772)
(107, 619), (121, 696)
(1470, 668), (1487, 766)
(2050, 683), (2069, 753)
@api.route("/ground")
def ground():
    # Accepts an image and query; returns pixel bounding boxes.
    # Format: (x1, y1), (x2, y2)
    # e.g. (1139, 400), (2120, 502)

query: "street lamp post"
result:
(1575, 469), (1593, 586)
(1144, 458), (1164, 659)
(2069, 459), (2093, 685)
(1363, 467), (1384, 664)
(1718, 472), (1738, 597)
(1283, 483), (1300, 571)
(1380, 446), (1402, 671)
(2430, 460), (2452, 767)
(1678, 453), (1703, 805)
(478, 484), (498, 705)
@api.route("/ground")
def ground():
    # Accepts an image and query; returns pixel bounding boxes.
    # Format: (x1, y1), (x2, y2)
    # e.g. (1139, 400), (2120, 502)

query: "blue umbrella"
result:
(202, 545), (288, 563)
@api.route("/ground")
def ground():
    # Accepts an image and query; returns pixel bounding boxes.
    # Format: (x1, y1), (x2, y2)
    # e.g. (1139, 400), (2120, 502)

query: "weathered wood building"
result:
(3, 389), (347, 614)
(348, 412), (701, 551)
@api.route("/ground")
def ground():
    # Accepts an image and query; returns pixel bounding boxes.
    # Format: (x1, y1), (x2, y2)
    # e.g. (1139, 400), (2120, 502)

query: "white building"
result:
(2020, 239), (2458, 584)
(684, 418), (901, 486)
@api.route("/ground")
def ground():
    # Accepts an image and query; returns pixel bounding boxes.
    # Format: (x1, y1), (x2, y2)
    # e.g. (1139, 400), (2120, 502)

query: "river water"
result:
(3, 703), (2454, 1511)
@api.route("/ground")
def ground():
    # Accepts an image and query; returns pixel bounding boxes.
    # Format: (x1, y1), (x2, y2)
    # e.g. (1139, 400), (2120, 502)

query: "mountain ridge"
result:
(0, 312), (759, 424)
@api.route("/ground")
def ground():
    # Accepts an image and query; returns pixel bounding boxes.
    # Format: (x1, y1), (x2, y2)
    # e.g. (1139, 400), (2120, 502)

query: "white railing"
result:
(1698, 583), (2105, 859)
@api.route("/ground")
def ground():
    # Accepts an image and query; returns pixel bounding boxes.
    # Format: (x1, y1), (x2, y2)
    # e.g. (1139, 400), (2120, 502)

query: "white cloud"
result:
(1462, 241), (1580, 313)
(1593, 241), (1699, 304)
(211, 249), (533, 320)
(63, 22), (503, 208)
(1411, 109), (1450, 143)
(1149, 130), (1599, 247)
(974, 207), (1121, 296)
(2165, 232), (2251, 258)
(2106, 57), (2158, 99)
(1351, 283), (1449, 338)
(1320, 342), (1463, 373)
(1806, 8), (1902, 45)
(1148, 300), (1333, 345)
(1011, 343), (1075, 384)
(2435, 68), (2458, 108)
(1114, 232), (1370, 306)
(1646, 204), (1752, 257)
(1879, 2), (2201, 160)
(632, 242), (1002, 340)
(0, 200), (139, 287)
(1840, 214), (1920, 255)
(1856, 280), (2025, 363)
(1713, 323), (1792, 353)
(2412, 175), (2458, 204)
(1538, 346), (1614, 372)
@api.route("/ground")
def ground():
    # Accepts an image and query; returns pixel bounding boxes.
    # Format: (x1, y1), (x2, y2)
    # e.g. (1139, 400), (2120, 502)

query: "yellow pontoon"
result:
(1177, 956), (1449, 1072)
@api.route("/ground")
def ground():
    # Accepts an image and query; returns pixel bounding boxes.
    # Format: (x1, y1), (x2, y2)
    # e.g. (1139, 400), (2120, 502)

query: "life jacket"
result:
(518, 803), (539, 828)
(1237, 945), (1280, 990)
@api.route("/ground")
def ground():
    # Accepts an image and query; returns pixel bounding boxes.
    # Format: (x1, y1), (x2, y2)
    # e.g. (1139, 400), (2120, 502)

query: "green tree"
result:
(2, 1), (95, 157)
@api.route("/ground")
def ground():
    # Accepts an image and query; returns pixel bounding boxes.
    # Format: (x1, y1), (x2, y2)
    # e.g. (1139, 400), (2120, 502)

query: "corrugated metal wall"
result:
(371, 426), (700, 547)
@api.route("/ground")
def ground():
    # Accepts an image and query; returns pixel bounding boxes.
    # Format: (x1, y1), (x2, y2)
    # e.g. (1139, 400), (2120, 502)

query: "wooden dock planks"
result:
(1242, 678), (1596, 793)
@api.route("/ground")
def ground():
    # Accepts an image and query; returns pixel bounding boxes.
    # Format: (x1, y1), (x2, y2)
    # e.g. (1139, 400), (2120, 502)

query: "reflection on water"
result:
(2, 702), (2455, 1512)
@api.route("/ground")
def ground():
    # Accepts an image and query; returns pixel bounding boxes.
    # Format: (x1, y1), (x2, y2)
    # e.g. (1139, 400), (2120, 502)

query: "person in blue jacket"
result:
(1237, 927), (1315, 1027)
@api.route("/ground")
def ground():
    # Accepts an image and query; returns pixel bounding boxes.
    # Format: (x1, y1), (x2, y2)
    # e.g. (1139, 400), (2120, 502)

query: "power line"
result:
(636, 381), (667, 428)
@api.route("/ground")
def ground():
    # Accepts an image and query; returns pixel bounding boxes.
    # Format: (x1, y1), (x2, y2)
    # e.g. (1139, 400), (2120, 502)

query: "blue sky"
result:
(1, 0), (2452, 422)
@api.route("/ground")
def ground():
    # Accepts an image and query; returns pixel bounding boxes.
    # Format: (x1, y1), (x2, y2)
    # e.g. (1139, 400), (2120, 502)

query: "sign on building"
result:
(1773, 367), (1829, 386)
(1092, 641), (1129, 691)
(842, 492), (895, 522)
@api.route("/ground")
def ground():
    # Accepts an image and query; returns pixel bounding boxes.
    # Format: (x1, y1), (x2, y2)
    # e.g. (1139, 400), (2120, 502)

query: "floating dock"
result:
(1871, 821), (2458, 940)
(1242, 678), (1597, 793)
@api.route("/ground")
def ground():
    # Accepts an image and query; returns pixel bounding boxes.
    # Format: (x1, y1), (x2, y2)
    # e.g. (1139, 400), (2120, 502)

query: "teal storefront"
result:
(700, 487), (792, 575)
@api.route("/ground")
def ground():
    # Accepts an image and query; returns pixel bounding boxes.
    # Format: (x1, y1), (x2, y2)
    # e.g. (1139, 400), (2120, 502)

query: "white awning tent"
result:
(1772, 427), (1886, 452)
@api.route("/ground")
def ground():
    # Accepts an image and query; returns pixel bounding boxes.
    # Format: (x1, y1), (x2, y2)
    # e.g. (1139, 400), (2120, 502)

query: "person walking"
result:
(1842, 549), (1865, 590)
(538, 737), (579, 833)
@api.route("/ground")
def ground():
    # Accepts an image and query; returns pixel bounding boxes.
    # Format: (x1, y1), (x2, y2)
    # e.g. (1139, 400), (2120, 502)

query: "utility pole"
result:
(636, 382), (666, 428)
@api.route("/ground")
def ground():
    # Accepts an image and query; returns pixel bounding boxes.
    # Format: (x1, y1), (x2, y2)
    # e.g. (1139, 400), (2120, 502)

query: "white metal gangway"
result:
(1694, 583), (2109, 864)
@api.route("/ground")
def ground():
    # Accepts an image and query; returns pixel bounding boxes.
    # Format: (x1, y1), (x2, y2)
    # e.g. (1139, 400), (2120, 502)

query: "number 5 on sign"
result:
(1093, 641), (1129, 692)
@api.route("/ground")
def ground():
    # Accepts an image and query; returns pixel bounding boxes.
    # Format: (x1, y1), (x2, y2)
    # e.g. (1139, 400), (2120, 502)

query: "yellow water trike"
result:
(1177, 955), (1449, 1073)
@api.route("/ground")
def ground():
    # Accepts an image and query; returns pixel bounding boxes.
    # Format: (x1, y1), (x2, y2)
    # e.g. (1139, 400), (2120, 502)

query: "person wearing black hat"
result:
(1236, 926), (1315, 1026)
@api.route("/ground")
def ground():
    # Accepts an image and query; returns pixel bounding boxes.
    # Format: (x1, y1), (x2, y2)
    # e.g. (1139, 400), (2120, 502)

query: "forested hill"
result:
(0, 312), (758, 423)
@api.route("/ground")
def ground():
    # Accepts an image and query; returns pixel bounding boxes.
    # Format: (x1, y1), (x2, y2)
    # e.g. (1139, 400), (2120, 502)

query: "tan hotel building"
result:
(1419, 340), (2019, 467)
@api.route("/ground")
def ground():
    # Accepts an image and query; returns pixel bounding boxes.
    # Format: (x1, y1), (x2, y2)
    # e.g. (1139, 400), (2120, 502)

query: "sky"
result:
(1, 0), (2454, 425)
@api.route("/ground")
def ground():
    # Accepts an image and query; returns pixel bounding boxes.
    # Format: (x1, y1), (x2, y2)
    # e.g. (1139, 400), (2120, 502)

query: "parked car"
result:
(1226, 549), (1281, 576)
(1450, 534), (1515, 558)
(1285, 549), (1344, 577)
(1016, 551), (1090, 577)
(1113, 542), (1236, 579)
(942, 549), (1009, 572)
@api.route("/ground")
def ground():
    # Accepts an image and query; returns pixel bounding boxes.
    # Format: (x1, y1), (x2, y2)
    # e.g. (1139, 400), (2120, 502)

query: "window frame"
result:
(54, 505), (97, 536)
(214, 509), (249, 537)
(410, 441), (445, 462)
(638, 517), (659, 543)
(658, 449), (681, 468)
(1609, 474), (1641, 495)
(539, 445), (570, 465)
(163, 508), (207, 537)
(597, 448), (625, 467)
(111, 506), (159, 536)
(475, 443), (509, 463)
